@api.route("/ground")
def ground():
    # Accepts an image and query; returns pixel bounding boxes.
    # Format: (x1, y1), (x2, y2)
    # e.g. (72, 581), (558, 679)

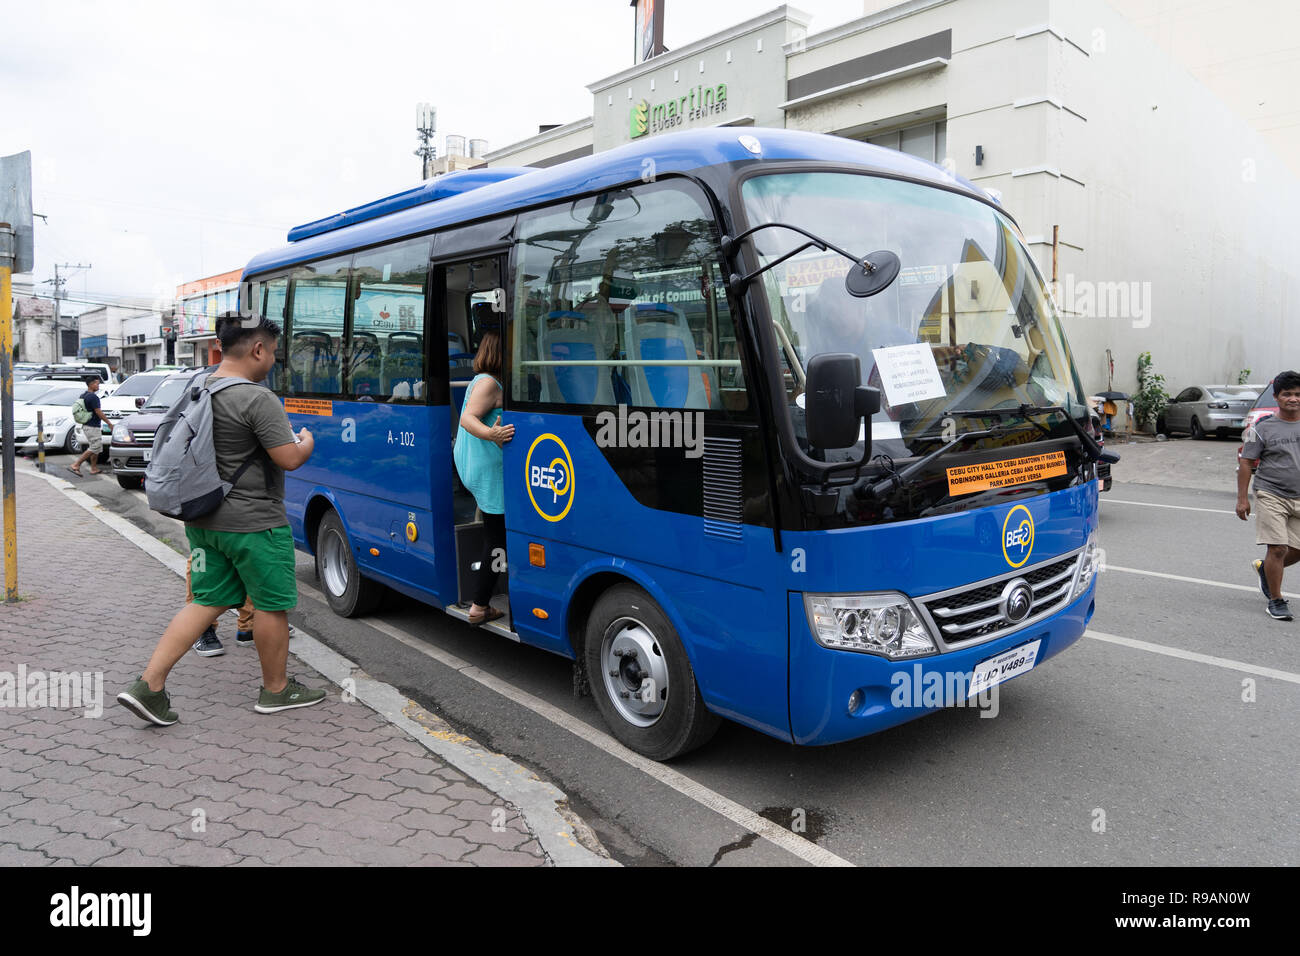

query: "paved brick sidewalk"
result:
(0, 469), (548, 866)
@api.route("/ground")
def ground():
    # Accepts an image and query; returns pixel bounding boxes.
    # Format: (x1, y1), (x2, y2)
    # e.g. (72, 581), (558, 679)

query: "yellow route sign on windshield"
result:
(946, 451), (1067, 496)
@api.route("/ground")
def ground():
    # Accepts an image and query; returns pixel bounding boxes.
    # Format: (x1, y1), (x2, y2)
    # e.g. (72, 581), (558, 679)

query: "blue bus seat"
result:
(350, 331), (384, 397)
(384, 331), (424, 397)
(624, 303), (709, 409)
(538, 310), (615, 405)
(289, 330), (338, 394)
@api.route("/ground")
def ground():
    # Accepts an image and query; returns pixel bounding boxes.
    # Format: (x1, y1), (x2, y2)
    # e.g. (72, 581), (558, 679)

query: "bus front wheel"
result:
(315, 510), (381, 617)
(583, 584), (720, 760)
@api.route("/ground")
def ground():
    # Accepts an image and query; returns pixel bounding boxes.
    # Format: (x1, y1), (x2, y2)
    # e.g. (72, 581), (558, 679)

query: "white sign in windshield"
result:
(872, 343), (946, 406)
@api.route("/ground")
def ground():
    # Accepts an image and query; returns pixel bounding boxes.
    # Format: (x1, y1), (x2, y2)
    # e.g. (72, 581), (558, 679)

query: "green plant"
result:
(1237, 368), (1252, 385)
(1132, 351), (1168, 431)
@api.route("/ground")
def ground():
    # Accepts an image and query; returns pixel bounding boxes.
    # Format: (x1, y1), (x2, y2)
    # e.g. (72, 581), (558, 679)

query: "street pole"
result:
(36, 410), (45, 473)
(1, 222), (18, 602)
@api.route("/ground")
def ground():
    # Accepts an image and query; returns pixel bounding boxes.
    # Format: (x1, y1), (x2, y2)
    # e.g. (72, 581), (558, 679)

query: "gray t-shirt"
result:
(1242, 414), (1300, 499)
(187, 378), (296, 533)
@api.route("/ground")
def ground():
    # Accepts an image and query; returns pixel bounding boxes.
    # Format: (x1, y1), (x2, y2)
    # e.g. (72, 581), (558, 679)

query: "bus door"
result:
(433, 253), (514, 633)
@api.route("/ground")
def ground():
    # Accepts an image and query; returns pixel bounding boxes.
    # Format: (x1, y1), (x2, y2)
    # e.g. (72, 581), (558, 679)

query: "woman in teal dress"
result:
(453, 331), (514, 623)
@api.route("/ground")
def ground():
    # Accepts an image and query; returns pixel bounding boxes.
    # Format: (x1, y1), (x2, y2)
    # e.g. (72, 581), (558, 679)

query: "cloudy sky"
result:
(2, 0), (862, 313)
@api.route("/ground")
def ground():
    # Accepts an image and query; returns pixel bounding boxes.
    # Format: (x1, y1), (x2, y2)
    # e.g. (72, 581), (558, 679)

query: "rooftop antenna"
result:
(415, 103), (438, 180)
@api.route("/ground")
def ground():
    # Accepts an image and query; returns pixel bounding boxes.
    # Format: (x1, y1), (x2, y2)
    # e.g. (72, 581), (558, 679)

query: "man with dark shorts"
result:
(117, 314), (323, 724)
(1237, 370), (1300, 621)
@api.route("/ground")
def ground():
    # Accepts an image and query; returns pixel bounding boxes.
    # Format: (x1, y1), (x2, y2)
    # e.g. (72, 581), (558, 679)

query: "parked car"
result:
(22, 364), (120, 396)
(1157, 384), (1261, 439)
(109, 372), (192, 489)
(99, 370), (173, 423)
(1237, 381), (1278, 460)
(3, 384), (88, 455)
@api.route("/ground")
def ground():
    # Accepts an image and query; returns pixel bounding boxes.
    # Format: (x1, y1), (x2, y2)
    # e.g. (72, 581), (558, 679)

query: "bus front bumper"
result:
(787, 578), (1097, 746)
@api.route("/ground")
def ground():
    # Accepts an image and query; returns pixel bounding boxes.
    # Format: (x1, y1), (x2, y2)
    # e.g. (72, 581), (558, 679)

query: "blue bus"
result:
(241, 128), (1108, 760)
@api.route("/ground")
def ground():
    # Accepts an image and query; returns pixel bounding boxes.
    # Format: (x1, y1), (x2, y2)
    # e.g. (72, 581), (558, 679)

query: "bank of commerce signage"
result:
(630, 83), (729, 138)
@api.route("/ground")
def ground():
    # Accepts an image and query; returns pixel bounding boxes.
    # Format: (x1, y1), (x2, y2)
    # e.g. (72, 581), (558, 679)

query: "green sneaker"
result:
(255, 676), (327, 714)
(116, 678), (178, 726)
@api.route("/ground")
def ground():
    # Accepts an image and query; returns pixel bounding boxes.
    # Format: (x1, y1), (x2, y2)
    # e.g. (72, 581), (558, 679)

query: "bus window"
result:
(287, 256), (350, 396)
(263, 277), (289, 392)
(512, 179), (746, 413)
(351, 238), (431, 401)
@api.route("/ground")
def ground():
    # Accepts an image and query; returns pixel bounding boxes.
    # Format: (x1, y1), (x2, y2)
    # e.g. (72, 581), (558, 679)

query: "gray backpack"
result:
(144, 370), (268, 520)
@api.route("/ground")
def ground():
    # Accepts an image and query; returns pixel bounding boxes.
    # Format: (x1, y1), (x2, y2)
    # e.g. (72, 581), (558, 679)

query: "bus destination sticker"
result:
(946, 451), (1067, 496)
(284, 398), (334, 416)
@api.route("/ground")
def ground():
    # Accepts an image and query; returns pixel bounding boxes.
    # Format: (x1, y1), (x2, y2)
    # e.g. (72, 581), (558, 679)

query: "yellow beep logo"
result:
(526, 433), (574, 522)
(1001, 505), (1035, 568)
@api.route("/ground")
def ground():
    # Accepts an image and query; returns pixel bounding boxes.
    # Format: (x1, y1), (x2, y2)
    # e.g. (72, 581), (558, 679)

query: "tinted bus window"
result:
(350, 238), (430, 401)
(263, 277), (289, 391)
(513, 179), (746, 412)
(288, 256), (350, 395)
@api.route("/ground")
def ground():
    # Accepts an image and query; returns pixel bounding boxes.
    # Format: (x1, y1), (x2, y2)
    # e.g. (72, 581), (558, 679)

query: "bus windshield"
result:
(740, 172), (1087, 463)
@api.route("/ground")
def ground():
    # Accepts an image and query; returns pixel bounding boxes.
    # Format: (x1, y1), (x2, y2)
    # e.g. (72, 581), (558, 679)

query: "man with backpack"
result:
(117, 313), (324, 725)
(67, 375), (112, 476)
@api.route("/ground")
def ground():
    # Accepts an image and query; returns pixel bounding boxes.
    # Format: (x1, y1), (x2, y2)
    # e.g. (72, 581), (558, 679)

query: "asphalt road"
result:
(52, 438), (1299, 867)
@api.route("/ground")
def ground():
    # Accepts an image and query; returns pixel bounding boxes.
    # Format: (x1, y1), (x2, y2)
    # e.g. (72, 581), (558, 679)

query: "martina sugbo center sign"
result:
(631, 83), (729, 138)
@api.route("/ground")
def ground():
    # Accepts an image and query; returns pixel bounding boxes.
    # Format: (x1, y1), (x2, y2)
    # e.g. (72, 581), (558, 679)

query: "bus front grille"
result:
(918, 551), (1082, 648)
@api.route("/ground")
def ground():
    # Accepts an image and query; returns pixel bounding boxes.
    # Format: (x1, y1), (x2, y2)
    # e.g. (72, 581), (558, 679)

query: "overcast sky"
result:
(2, 0), (862, 314)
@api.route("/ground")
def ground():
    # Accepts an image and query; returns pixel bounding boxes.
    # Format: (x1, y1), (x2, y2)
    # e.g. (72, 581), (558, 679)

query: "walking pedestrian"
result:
(185, 333), (259, 658)
(117, 314), (323, 725)
(453, 330), (513, 624)
(1237, 370), (1300, 621)
(67, 375), (112, 476)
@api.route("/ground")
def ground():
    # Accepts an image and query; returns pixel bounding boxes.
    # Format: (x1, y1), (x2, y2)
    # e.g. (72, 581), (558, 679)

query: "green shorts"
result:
(185, 525), (298, 611)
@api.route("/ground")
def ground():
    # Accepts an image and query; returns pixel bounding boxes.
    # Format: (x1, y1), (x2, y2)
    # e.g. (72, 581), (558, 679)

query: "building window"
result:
(866, 119), (947, 165)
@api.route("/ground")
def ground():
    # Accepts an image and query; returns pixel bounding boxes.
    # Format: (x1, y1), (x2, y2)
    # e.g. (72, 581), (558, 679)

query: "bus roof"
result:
(243, 127), (993, 277)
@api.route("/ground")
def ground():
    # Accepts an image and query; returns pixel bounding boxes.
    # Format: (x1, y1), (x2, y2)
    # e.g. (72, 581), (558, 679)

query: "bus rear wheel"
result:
(315, 510), (381, 617)
(583, 584), (720, 760)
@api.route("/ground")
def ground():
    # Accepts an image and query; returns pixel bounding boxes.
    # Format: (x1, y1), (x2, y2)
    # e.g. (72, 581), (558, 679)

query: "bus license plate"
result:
(968, 640), (1041, 697)
(142, 448), (151, 462)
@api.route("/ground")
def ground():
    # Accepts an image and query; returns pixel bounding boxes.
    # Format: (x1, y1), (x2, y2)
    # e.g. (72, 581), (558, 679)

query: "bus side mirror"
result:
(806, 353), (881, 450)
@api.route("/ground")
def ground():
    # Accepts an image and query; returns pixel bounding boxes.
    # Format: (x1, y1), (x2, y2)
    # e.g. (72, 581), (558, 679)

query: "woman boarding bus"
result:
(240, 128), (1109, 760)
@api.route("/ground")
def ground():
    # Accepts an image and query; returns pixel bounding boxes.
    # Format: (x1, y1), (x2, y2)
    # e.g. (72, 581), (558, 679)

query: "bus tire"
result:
(315, 510), (381, 618)
(583, 584), (720, 761)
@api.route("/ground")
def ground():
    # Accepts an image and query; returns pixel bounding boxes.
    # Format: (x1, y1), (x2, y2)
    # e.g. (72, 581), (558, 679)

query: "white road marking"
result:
(1104, 564), (1300, 601)
(1104, 498), (1233, 515)
(313, 590), (855, 868)
(1085, 630), (1300, 686)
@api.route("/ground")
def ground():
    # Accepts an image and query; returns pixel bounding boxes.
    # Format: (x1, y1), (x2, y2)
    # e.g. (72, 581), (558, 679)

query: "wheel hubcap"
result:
(321, 529), (349, 597)
(601, 617), (669, 727)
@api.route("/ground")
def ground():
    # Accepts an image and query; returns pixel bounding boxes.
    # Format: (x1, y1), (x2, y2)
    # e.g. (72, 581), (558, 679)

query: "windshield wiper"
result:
(946, 404), (1119, 464)
(864, 425), (1009, 499)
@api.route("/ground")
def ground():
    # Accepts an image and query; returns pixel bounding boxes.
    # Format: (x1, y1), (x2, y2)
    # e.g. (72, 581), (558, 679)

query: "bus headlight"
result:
(1072, 537), (1101, 599)
(804, 592), (936, 659)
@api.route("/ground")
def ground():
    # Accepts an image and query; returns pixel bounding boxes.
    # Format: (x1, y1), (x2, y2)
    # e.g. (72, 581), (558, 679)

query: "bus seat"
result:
(538, 310), (615, 405)
(384, 332), (424, 397)
(289, 331), (337, 394)
(624, 303), (708, 409)
(350, 332), (384, 397)
(448, 330), (468, 354)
